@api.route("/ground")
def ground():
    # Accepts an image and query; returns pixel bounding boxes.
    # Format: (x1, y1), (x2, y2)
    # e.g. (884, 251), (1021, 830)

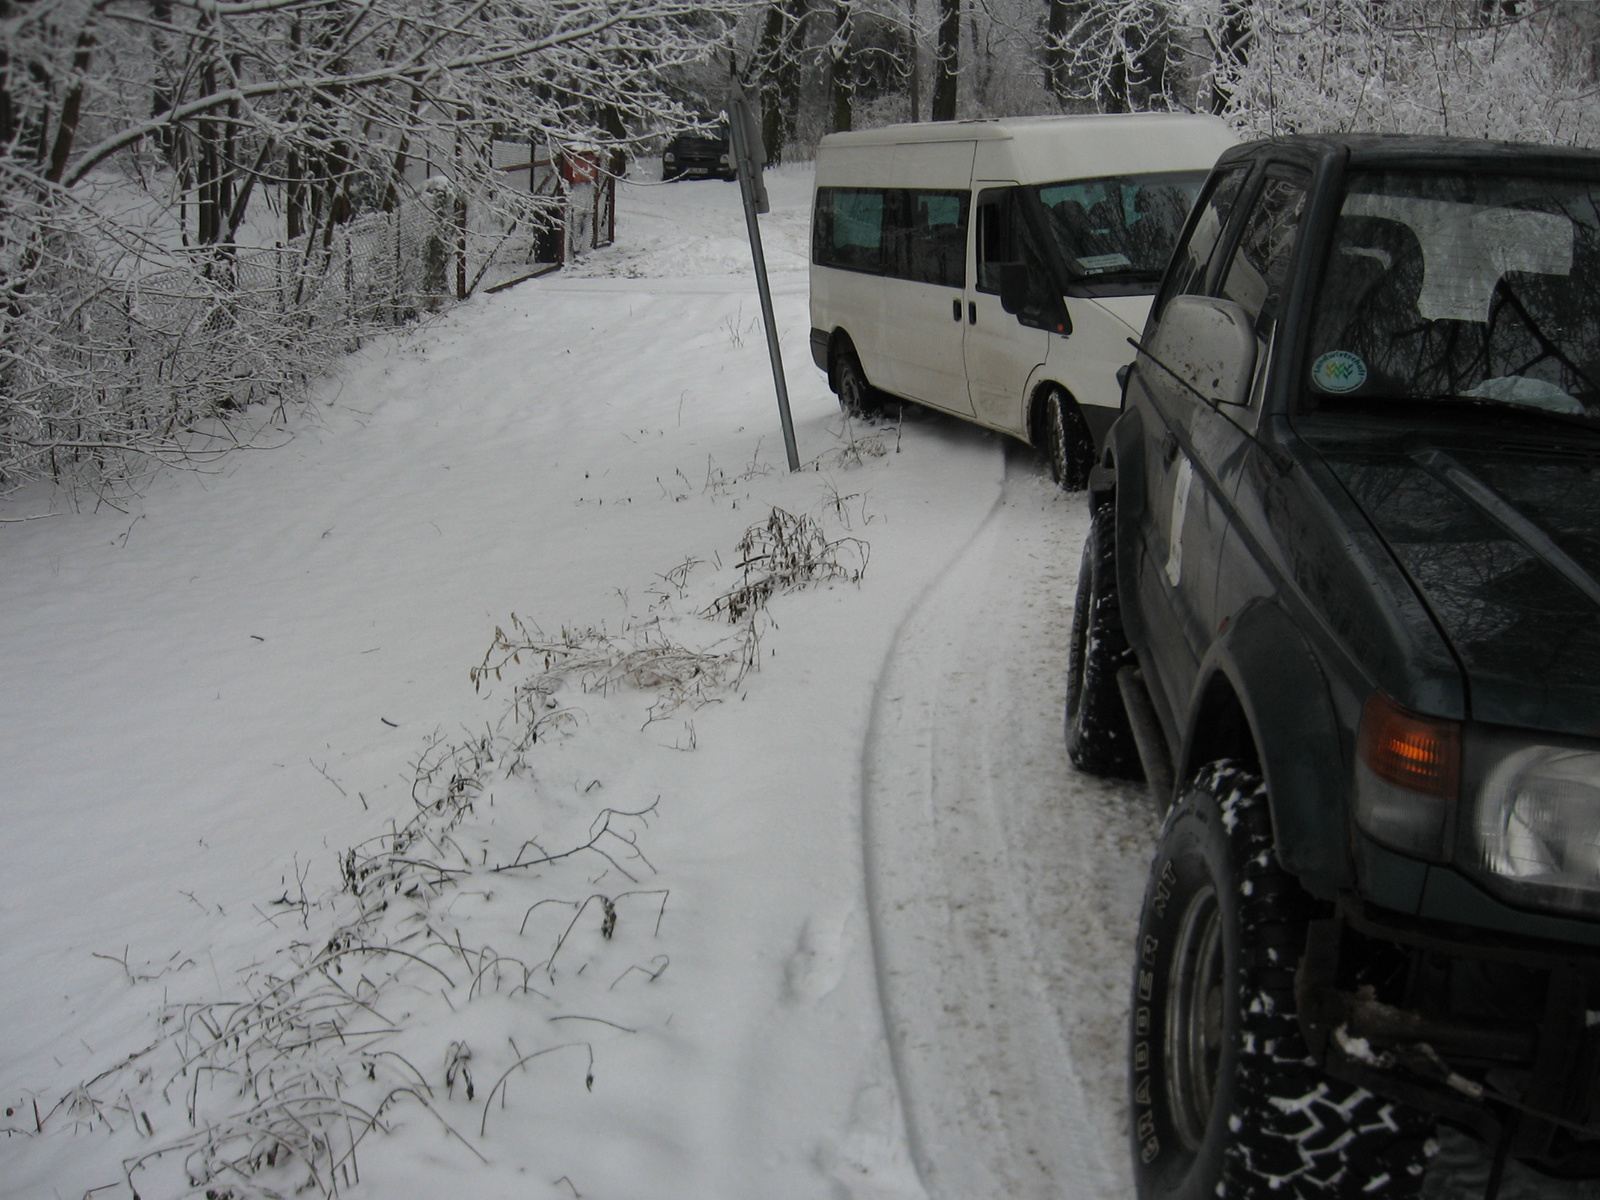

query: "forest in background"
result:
(5, 0), (1600, 497)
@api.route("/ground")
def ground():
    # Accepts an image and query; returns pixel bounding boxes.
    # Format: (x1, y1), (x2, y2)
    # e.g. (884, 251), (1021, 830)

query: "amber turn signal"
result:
(1357, 691), (1461, 800)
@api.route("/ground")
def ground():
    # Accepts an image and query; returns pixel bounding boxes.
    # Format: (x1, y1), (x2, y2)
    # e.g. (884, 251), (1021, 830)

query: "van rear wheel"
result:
(1044, 387), (1094, 491)
(837, 352), (879, 419)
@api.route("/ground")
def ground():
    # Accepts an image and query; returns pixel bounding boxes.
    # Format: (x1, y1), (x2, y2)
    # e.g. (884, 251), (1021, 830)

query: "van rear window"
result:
(814, 187), (970, 287)
(815, 189), (885, 273)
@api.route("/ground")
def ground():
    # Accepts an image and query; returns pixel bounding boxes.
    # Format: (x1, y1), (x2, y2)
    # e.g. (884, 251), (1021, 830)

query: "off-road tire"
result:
(836, 351), (880, 419)
(1043, 386), (1095, 491)
(1131, 761), (1432, 1200)
(1066, 501), (1142, 778)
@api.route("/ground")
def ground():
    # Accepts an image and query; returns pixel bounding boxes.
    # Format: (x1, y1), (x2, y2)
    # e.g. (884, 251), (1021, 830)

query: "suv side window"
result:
(1153, 164), (1251, 318)
(1220, 172), (1309, 345)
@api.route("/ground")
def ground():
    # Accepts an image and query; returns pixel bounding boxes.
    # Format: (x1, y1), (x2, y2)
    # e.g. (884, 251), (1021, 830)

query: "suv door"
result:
(1131, 164), (1309, 730)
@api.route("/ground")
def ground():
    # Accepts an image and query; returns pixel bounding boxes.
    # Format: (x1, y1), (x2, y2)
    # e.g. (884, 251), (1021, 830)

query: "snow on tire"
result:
(1129, 761), (1433, 1199)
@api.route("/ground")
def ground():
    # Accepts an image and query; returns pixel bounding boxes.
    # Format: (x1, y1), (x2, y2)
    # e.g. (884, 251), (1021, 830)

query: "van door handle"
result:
(968, 302), (977, 325)
(1161, 431), (1180, 465)
(952, 299), (961, 322)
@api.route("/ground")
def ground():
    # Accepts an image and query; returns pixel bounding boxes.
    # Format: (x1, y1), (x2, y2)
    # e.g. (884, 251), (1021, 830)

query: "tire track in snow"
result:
(861, 447), (1159, 1200)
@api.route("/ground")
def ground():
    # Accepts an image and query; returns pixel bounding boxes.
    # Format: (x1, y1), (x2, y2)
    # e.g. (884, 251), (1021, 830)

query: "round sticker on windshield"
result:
(1311, 350), (1368, 393)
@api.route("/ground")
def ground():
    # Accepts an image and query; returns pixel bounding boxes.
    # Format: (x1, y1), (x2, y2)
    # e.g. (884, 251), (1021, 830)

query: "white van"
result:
(808, 114), (1238, 486)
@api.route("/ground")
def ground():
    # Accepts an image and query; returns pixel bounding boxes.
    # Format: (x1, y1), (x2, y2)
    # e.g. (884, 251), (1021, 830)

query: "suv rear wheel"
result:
(1066, 501), (1141, 778)
(1131, 761), (1433, 1199)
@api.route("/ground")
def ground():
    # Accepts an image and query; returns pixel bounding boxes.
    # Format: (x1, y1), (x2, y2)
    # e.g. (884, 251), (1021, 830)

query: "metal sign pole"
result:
(727, 79), (800, 472)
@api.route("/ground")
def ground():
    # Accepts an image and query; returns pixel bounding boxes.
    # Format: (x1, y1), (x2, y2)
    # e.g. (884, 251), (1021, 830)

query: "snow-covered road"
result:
(864, 445), (1153, 1200)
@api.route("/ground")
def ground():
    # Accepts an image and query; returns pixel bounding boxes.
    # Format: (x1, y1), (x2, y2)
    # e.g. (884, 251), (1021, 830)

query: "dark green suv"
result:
(1069, 133), (1600, 1198)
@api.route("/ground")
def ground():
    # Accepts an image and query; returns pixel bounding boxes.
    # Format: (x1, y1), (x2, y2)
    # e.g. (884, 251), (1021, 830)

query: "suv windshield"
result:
(1033, 171), (1207, 293)
(1306, 169), (1600, 426)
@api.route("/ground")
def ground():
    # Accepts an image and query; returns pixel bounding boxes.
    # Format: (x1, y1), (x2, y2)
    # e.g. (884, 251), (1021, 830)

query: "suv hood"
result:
(1318, 433), (1600, 737)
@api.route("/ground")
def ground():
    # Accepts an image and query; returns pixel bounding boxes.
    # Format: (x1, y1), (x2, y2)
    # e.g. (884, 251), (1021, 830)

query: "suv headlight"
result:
(1466, 737), (1600, 917)
(664, 152), (676, 162)
(1354, 691), (1459, 860)
(1354, 692), (1600, 917)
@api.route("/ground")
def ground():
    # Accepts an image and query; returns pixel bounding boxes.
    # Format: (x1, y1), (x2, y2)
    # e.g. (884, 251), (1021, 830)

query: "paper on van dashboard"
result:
(1076, 252), (1133, 274)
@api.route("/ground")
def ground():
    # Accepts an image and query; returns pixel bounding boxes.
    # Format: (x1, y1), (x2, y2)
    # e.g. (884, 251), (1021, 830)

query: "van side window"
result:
(899, 190), (969, 289)
(814, 187), (886, 274)
(976, 188), (1052, 293)
(1153, 165), (1250, 317)
(976, 188), (1069, 332)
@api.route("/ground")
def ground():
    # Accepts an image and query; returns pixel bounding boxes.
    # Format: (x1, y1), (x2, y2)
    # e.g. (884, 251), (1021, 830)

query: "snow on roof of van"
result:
(817, 113), (1238, 186)
(819, 113), (1232, 147)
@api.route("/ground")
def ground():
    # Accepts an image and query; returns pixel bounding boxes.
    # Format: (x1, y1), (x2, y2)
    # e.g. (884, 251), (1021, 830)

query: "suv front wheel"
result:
(1131, 761), (1432, 1199)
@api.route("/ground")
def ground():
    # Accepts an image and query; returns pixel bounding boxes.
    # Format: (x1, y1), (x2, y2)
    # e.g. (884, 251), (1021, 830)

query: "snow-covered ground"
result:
(0, 163), (1579, 1200)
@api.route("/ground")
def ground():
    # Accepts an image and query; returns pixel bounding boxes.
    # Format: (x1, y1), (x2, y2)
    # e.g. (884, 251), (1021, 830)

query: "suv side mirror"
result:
(1144, 295), (1257, 408)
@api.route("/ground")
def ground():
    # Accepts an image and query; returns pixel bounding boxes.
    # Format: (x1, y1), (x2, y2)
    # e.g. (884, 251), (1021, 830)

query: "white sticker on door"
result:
(1164, 455), (1193, 588)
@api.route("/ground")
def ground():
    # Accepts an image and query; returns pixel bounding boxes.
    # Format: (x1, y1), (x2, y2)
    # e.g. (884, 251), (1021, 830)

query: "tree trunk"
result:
(756, 2), (786, 158)
(931, 0), (959, 120)
(908, 0), (921, 121)
(197, 58), (219, 243)
(43, 24), (94, 185)
(829, 0), (853, 132)
(1046, 0), (1069, 107)
(1211, 0), (1251, 116)
(755, 0), (806, 163)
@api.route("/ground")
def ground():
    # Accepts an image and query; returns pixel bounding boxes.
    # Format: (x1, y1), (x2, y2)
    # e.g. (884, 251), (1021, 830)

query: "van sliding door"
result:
(880, 141), (976, 416)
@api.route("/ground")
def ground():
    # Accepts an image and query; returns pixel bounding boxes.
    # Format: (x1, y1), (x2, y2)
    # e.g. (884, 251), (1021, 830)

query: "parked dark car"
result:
(661, 127), (732, 181)
(1069, 132), (1600, 1198)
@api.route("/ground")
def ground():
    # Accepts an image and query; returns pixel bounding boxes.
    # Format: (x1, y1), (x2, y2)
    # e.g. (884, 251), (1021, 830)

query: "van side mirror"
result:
(1144, 295), (1256, 408)
(998, 263), (1030, 315)
(997, 262), (1072, 334)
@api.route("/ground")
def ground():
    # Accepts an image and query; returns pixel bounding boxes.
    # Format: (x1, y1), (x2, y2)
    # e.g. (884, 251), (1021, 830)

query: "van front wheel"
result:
(1043, 387), (1094, 491)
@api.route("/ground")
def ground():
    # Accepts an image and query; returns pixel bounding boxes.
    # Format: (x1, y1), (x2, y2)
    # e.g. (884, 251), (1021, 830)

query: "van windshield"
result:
(1305, 170), (1600, 428)
(1034, 171), (1207, 293)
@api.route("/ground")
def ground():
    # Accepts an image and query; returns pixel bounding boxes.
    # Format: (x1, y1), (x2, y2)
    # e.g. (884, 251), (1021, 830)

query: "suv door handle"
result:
(1161, 431), (1180, 465)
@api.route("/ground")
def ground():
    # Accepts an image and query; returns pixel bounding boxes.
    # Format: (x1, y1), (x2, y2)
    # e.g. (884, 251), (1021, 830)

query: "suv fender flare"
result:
(1103, 410), (1147, 641)
(1182, 599), (1354, 898)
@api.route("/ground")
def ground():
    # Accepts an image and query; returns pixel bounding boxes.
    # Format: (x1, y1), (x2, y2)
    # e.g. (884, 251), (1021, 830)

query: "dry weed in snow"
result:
(32, 505), (867, 1199)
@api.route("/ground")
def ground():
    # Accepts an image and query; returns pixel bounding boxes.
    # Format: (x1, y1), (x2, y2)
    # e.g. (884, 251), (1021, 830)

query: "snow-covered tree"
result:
(1193, 0), (1600, 144)
(1, 0), (739, 492)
